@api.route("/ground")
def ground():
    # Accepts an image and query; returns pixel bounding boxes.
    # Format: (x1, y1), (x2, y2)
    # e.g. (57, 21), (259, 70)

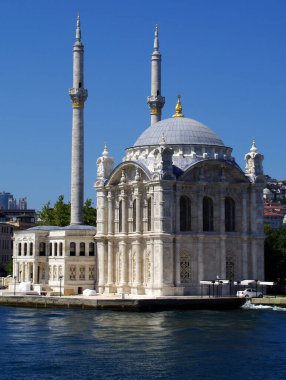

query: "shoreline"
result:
(0, 294), (245, 312)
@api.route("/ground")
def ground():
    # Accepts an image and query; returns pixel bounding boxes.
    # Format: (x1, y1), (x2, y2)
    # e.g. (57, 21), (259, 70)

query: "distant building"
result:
(264, 203), (286, 229)
(0, 211), (36, 275)
(0, 223), (13, 275)
(0, 192), (14, 210)
(0, 192), (28, 210)
(264, 212), (284, 229)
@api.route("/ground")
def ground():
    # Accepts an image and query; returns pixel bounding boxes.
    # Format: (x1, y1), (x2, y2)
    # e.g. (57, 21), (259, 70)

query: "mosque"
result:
(12, 17), (265, 296)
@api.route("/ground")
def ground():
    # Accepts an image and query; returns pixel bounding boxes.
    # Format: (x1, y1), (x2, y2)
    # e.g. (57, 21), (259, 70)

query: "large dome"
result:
(133, 117), (225, 147)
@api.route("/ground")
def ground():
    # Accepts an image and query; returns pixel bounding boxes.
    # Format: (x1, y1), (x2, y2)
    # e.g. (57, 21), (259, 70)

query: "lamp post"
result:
(13, 276), (16, 296)
(212, 280), (215, 297)
(236, 280), (241, 297)
(59, 275), (63, 297)
(255, 279), (258, 298)
(219, 280), (223, 297)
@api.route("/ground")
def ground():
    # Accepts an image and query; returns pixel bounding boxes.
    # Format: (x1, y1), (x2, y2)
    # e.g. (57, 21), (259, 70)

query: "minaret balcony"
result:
(69, 88), (88, 108)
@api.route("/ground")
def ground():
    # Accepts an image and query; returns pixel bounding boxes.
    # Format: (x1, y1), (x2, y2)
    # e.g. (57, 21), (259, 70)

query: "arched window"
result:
(18, 243), (21, 256)
(147, 198), (152, 231)
(70, 242), (76, 256)
(49, 243), (52, 256)
(225, 197), (235, 232)
(89, 242), (95, 256)
(119, 200), (122, 232)
(203, 197), (214, 231)
(29, 242), (33, 256)
(24, 243), (27, 256)
(59, 242), (63, 256)
(80, 242), (85, 256)
(180, 196), (191, 231)
(54, 242), (58, 256)
(133, 199), (136, 232)
(39, 242), (46, 256)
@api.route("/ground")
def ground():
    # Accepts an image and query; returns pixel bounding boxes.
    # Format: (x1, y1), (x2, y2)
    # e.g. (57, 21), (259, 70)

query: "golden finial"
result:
(172, 95), (184, 118)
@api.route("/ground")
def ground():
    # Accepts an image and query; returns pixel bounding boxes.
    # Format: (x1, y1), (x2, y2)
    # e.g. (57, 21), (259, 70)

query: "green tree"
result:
(264, 225), (286, 283)
(83, 199), (97, 226)
(5, 259), (13, 276)
(53, 195), (71, 226)
(37, 195), (96, 227)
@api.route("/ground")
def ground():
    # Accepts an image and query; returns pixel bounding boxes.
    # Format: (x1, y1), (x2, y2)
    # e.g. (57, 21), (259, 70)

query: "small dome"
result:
(133, 117), (224, 147)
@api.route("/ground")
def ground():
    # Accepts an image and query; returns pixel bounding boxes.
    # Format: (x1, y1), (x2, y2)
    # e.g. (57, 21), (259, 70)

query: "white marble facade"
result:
(13, 226), (96, 295)
(94, 119), (265, 296)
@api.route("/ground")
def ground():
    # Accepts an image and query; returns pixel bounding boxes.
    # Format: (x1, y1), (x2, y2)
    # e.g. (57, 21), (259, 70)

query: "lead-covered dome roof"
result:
(133, 117), (225, 147)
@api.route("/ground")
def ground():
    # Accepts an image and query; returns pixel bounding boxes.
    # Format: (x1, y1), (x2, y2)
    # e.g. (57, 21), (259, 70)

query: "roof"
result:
(133, 117), (225, 147)
(28, 225), (96, 231)
(264, 212), (284, 217)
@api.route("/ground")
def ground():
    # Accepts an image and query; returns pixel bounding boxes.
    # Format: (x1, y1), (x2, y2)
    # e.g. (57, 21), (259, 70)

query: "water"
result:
(1, 305), (286, 380)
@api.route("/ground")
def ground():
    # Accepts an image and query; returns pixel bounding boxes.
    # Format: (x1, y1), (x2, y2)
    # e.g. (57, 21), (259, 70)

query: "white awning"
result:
(259, 281), (274, 286)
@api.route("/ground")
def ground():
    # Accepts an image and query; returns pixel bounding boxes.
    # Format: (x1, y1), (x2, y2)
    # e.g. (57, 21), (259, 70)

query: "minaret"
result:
(147, 24), (165, 125)
(69, 14), (88, 225)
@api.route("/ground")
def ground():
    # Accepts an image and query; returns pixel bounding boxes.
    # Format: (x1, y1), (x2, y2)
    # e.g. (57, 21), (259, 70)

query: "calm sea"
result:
(0, 304), (286, 380)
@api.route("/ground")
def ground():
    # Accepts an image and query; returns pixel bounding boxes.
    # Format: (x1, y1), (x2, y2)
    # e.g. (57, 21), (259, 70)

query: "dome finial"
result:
(172, 95), (184, 118)
(250, 139), (258, 152)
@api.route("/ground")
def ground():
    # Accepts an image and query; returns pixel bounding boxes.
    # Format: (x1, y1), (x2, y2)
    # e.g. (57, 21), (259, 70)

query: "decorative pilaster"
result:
(107, 241), (113, 284)
(107, 191), (113, 235)
(197, 237), (204, 281)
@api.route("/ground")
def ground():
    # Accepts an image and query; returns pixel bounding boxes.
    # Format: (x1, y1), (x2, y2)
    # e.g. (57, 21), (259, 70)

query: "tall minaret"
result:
(147, 25), (165, 125)
(69, 14), (88, 225)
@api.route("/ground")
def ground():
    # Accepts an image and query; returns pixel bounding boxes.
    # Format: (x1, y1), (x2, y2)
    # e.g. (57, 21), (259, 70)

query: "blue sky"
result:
(1, 0), (286, 210)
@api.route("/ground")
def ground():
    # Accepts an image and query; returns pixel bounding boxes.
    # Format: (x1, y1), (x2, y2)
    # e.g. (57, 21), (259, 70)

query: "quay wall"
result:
(0, 296), (244, 312)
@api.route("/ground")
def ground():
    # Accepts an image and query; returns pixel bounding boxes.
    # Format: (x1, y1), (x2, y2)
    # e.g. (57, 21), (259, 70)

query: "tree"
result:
(264, 225), (286, 283)
(37, 195), (96, 227)
(83, 199), (97, 226)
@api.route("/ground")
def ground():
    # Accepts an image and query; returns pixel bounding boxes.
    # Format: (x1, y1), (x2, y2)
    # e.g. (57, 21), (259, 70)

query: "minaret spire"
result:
(69, 15), (88, 225)
(76, 13), (81, 41)
(147, 24), (165, 125)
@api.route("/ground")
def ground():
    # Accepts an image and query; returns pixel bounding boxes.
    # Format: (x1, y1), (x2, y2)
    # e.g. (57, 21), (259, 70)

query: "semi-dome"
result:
(133, 117), (225, 147)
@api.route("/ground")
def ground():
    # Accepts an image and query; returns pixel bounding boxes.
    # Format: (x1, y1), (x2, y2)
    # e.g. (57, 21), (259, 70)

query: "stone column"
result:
(107, 240), (114, 286)
(220, 192), (225, 234)
(220, 237), (226, 279)
(136, 194), (141, 234)
(175, 240), (180, 286)
(107, 191), (113, 235)
(120, 241), (128, 287)
(121, 194), (127, 234)
(251, 239), (257, 279)
(197, 192), (203, 232)
(33, 263), (37, 284)
(250, 187), (257, 233)
(176, 193), (180, 233)
(134, 240), (142, 287)
(198, 237), (204, 281)
(242, 238), (248, 279)
(242, 191), (248, 234)
(97, 241), (106, 293)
